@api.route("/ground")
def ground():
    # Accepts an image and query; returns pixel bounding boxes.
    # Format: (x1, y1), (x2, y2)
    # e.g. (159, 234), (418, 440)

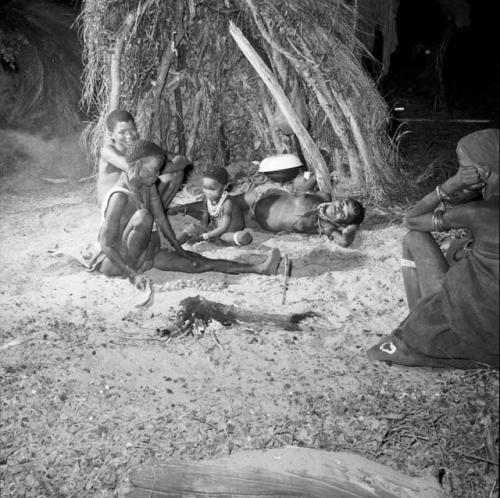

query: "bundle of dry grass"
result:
(0, 0), (82, 136)
(80, 0), (402, 201)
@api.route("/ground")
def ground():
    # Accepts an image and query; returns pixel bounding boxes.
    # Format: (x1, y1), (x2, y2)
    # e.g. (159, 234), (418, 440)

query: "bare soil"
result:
(0, 126), (498, 497)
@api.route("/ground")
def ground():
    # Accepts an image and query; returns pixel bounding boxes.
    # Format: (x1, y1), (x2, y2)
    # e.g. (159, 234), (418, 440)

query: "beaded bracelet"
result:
(202, 233), (210, 241)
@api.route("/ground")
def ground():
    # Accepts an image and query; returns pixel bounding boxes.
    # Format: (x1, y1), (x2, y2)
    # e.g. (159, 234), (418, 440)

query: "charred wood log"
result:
(175, 295), (317, 333)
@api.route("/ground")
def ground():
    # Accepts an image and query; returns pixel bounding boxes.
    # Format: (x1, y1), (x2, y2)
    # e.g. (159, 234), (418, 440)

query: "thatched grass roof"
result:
(80, 0), (402, 201)
(0, 0), (82, 136)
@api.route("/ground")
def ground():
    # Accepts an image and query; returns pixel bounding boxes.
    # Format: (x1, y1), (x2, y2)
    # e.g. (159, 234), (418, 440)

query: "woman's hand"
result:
(442, 165), (484, 195)
(188, 234), (204, 244)
(458, 164), (487, 191)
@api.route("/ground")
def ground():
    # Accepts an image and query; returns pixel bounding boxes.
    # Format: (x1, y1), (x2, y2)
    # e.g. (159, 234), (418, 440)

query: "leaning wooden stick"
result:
(281, 254), (289, 305)
(229, 21), (331, 195)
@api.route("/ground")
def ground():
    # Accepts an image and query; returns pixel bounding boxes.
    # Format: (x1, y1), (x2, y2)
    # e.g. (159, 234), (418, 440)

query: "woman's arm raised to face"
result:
(404, 164), (487, 230)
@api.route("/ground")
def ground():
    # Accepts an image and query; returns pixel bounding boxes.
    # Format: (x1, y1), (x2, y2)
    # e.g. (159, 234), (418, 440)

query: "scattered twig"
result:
(376, 424), (392, 454)
(484, 422), (498, 465)
(0, 445), (21, 465)
(432, 418), (448, 468)
(117, 336), (172, 343)
(78, 174), (97, 182)
(489, 479), (497, 498)
(211, 330), (225, 352)
(0, 337), (39, 351)
(458, 453), (499, 467)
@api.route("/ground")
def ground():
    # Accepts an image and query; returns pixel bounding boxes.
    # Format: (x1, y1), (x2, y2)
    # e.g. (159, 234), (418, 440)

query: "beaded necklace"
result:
(316, 202), (341, 235)
(207, 191), (228, 219)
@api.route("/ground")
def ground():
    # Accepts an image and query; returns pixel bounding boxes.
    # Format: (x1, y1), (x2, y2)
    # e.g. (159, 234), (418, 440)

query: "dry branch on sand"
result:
(79, 0), (402, 201)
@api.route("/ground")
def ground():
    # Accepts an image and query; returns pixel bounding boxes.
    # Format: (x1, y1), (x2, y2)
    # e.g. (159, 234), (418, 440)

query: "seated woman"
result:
(367, 128), (499, 369)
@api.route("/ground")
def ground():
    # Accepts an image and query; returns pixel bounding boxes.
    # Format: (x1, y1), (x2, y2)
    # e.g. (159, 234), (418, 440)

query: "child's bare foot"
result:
(259, 247), (282, 275)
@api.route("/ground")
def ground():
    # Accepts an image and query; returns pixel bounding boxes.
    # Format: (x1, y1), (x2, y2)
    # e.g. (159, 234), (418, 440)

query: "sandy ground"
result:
(0, 129), (498, 497)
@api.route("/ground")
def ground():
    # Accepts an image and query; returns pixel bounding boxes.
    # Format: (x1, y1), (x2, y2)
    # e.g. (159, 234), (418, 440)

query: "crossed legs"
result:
(99, 209), (158, 276)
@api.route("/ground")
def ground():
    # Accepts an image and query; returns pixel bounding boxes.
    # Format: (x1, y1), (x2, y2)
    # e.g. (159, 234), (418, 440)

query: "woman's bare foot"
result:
(258, 247), (282, 275)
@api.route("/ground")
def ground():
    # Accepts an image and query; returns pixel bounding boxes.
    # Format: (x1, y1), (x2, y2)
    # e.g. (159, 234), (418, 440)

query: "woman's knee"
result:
(402, 230), (430, 256)
(403, 230), (424, 246)
(130, 209), (153, 230)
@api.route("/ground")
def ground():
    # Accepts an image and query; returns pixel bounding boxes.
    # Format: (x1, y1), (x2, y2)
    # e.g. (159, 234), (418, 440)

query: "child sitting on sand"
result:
(178, 167), (252, 246)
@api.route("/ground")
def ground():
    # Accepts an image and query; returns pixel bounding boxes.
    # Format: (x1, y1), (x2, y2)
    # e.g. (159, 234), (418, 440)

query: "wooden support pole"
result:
(229, 21), (332, 195)
(186, 89), (204, 160)
(258, 82), (284, 152)
(174, 0), (187, 154)
(109, 12), (135, 111)
(148, 47), (175, 140)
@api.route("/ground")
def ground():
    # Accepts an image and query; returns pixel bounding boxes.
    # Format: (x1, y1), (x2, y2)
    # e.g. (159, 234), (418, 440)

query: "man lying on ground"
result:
(367, 128), (499, 369)
(97, 109), (190, 209)
(88, 140), (281, 290)
(169, 189), (365, 248)
(250, 190), (364, 248)
(177, 166), (252, 246)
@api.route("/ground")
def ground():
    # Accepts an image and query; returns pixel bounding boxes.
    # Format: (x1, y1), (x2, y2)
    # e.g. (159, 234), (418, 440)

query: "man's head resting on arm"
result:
(322, 198), (365, 227)
(125, 140), (165, 187)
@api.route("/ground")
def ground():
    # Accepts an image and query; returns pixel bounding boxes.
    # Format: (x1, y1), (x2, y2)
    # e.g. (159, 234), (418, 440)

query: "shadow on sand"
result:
(288, 248), (366, 278)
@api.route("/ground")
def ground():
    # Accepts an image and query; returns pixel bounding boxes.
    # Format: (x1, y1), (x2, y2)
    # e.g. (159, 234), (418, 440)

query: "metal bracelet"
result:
(436, 184), (451, 203)
(432, 210), (445, 232)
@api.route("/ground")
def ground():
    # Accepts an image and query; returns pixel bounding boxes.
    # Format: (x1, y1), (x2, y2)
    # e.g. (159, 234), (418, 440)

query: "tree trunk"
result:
(108, 12), (135, 111)
(148, 47), (175, 141)
(185, 88), (203, 160)
(174, 0), (186, 154)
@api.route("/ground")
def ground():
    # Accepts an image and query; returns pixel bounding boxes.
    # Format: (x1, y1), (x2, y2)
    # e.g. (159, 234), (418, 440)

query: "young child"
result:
(97, 110), (139, 206)
(178, 166), (252, 246)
